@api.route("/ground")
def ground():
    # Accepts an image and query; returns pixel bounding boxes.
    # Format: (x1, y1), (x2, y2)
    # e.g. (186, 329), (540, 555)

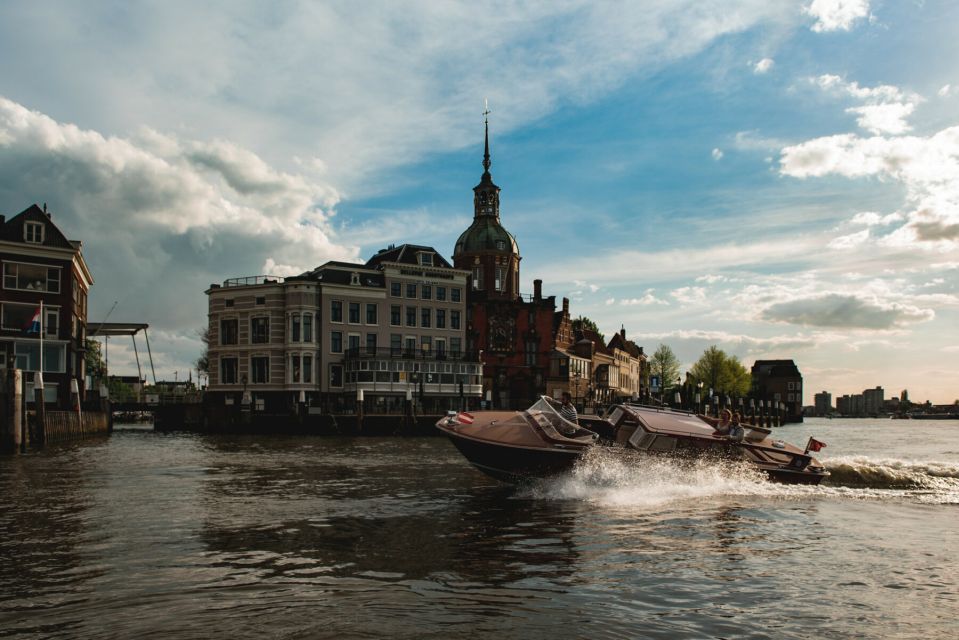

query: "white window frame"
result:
(24, 221), (45, 244)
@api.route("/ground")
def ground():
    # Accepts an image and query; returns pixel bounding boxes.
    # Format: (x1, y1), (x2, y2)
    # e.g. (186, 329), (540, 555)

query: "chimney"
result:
(562, 297), (569, 313)
(621, 325), (626, 339)
(533, 279), (542, 300)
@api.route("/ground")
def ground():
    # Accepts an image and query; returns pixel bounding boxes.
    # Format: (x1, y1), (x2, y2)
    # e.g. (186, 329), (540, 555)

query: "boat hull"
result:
(444, 430), (584, 483)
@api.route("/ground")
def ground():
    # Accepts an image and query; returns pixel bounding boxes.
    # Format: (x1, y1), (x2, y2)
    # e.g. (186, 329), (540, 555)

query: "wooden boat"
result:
(436, 397), (829, 485)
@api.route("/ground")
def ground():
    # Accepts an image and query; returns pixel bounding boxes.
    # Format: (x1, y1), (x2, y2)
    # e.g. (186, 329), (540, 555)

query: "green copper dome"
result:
(454, 216), (519, 256)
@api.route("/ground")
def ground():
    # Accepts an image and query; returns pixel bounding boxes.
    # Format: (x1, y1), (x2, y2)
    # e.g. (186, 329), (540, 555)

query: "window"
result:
(436, 286), (446, 301)
(390, 305), (401, 326)
(404, 337), (416, 356)
(366, 333), (377, 354)
(436, 309), (446, 329)
(390, 282), (401, 297)
(331, 300), (343, 323)
(418, 252), (433, 266)
(348, 334), (360, 352)
(225, 299), (234, 307)
(331, 331), (343, 353)
(451, 288), (461, 303)
(24, 221), (44, 243)
(3, 262), (61, 293)
(292, 315), (301, 342)
(330, 364), (343, 387)
(495, 267), (506, 292)
(45, 309), (58, 337)
(255, 296), (266, 305)
(220, 319), (238, 345)
(220, 357), (238, 384)
(450, 310), (461, 330)
(303, 313), (313, 342)
(14, 342), (65, 373)
(1, 303), (36, 331)
(251, 317), (269, 343)
(421, 336), (432, 354)
(251, 356), (270, 383)
(421, 285), (432, 300)
(406, 306), (417, 327)
(348, 302), (360, 324)
(472, 267), (483, 290)
(350, 272), (360, 285)
(451, 337), (462, 357)
(436, 339), (446, 358)
(303, 355), (313, 384)
(406, 283), (417, 298)
(391, 334), (402, 355)
(525, 340), (537, 366)
(495, 240), (506, 250)
(366, 303), (377, 324)
(291, 355), (301, 383)
(421, 308), (431, 328)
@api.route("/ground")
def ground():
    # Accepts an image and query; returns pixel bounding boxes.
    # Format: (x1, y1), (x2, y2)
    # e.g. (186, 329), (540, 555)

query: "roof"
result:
(294, 261), (385, 288)
(607, 329), (643, 358)
(453, 216), (519, 256)
(0, 204), (78, 250)
(88, 322), (149, 337)
(752, 359), (802, 377)
(575, 328), (612, 356)
(365, 244), (453, 269)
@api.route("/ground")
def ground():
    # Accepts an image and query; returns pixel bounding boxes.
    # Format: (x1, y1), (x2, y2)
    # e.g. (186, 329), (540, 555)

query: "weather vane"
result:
(483, 98), (490, 122)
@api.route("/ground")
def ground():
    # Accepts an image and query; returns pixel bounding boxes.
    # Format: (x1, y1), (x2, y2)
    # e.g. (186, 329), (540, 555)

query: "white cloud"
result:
(696, 274), (727, 284)
(813, 74), (923, 135)
(753, 58), (775, 74)
(846, 102), (916, 136)
(711, 148), (724, 161)
(828, 229), (870, 249)
(938, 84), (955, 98)
(761, 293), (934, 329)
(0, 96), (355, 376)
(621, 292), (669, 306)
(849, 211), (903, 227)
(671, 286), (708, 305)
(805, 0), (871, 33)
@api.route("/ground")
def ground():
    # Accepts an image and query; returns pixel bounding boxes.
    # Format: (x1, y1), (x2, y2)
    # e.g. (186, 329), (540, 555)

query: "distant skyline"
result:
(1, 1), (957, 403)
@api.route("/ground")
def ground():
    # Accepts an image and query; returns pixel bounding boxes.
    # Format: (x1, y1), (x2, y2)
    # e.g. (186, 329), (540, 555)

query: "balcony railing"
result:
(222, 275), (285, 287)
(343, 347), (481, 363)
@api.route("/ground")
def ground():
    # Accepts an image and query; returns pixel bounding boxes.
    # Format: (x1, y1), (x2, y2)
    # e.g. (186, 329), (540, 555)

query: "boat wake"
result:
(519, 448), (959, 506)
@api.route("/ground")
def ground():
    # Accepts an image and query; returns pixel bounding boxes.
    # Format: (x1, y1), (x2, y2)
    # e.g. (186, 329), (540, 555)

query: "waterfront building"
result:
(814, 391), (832, 416)
(548, 297), (593, 407)
(750, 359), (803, 422)
(0, 204), (93, 407)
(607, 326), (647, 402)
(572, 328), (616, 407)
(863, 386), (884, 416)
(452, 117), (558, 409)
(205, 244), (482, 414)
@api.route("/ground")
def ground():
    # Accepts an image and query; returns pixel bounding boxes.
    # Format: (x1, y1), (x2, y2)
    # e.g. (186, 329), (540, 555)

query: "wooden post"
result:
(2, 369), (24, 453)
(34, 386), (46, 446)
(356, 389), (364, 434)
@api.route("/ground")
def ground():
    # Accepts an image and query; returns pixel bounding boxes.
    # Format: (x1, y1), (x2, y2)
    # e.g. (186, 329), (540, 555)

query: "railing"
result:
(222, 275), (285, 287)
(343, 347), (482, 363)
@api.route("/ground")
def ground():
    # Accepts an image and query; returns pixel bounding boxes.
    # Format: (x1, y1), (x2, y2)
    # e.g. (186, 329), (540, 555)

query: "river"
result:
(1, 418), (957, 639)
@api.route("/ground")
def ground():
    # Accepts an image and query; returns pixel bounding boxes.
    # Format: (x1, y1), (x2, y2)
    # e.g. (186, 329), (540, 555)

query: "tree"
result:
(196, 326), (210, 375)
(572, 316), (604, 342)
(85, 338), (105, 379)
(688, 345), (751, 397)
(649, 343), (681, 398)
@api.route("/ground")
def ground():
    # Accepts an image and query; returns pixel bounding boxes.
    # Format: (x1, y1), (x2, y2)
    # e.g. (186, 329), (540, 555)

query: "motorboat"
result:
(436, 396), (829, 485)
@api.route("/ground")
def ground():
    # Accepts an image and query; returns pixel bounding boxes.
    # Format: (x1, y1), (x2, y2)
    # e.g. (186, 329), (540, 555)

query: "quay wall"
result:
(41, 411), (111, 443)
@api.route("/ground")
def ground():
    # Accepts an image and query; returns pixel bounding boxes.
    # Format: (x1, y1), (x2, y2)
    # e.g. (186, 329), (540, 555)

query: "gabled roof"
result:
(0, 204), (78, 250)
(752, 359), (801, 377)
(365, 244), (453, 269)
(575, 328), (612, 356)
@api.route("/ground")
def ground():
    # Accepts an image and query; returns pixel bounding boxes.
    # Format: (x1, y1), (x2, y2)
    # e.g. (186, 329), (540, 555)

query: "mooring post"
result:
(1, 369), (23, 453)
(356, 389), (364, 434)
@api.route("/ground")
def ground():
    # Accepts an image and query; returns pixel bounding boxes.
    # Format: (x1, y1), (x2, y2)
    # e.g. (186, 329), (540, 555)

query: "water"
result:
(1, 418), (957, 639)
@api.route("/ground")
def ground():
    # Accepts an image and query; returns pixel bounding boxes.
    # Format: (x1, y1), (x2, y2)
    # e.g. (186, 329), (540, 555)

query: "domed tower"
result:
(453, 112), (520, 300)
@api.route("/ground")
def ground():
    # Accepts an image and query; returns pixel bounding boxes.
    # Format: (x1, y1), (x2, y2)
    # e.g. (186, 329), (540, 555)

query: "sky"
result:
(1, 0), (957, 404)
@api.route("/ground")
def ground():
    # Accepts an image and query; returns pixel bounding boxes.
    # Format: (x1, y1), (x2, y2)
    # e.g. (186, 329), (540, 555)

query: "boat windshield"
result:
(526, 396), (579, 433)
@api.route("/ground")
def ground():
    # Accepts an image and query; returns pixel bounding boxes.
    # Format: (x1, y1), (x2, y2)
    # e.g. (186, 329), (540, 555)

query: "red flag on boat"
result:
(805, 437), (826, 452)
(456, 412), (475, 425)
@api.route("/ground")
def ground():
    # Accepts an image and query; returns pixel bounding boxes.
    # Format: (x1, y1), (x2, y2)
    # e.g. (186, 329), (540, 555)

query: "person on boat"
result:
(700, 408), (733, 435)
(729, 412), (746, 442)
(559, 392), (579, 432)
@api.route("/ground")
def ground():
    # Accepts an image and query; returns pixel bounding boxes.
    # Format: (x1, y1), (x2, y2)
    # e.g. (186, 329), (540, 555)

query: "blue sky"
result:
(1, 1), (957, 403)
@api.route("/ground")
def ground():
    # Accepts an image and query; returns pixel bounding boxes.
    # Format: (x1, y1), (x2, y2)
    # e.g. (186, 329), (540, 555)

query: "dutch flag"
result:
(25, 306), (41, 334)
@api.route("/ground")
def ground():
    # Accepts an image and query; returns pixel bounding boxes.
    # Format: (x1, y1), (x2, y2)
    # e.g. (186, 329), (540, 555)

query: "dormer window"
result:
(495, 240), (506, 250)
(418, 252), (433, 266)
(350, 272), (360, 285)
(24, 222), (44, 244)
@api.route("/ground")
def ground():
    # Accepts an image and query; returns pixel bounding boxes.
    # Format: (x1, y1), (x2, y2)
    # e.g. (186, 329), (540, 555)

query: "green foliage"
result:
(85, 338), (105, 378)
(689, 345), (751, 396)
(106, 377), (135, 402)
(572, 316), (604, 342)
(649, 343), (681, 393)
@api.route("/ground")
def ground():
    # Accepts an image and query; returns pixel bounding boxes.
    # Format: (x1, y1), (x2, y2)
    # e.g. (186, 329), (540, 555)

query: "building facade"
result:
(813, 391), (832, 416)
(750, 359), (804, 422)
(206, 245), (482, 413)
(1, 204), (93, 406)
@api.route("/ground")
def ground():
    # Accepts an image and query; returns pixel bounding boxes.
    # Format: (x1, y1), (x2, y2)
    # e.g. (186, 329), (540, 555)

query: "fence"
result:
(41, 411), (110, 443)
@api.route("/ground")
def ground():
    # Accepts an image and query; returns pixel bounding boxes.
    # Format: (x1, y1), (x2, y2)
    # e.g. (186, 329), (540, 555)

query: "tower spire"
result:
(482, 99), (491, 175)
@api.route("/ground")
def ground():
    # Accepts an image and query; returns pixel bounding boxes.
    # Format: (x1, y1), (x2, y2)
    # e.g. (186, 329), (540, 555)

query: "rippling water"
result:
(1, 418), (957, 639)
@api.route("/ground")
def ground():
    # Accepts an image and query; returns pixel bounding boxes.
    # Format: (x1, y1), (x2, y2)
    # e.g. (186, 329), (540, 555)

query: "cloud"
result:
(671, 286), (708, 305)
(711, 148), (724, 161)
(812, 74), (923, 135)
(805, 0), (871, 33)
(753, 58), (775, 74)
(827, 228), (870, 249)
(0, 96), (356, 375)
(620, 292), (669, 306)
(761, 293), (934, 329)
(848, 211), (902, 227)
(940, 84), (956, 98)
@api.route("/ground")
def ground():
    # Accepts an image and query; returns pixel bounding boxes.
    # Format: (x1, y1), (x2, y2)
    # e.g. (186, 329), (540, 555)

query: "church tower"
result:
(453, 111), (520, 300)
